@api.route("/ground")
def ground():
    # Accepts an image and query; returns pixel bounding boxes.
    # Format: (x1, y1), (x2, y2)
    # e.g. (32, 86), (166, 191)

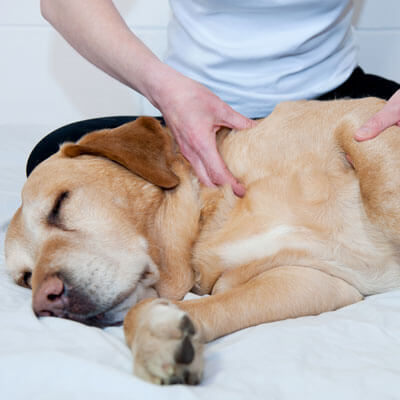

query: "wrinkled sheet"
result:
(1, 125), (400, 400)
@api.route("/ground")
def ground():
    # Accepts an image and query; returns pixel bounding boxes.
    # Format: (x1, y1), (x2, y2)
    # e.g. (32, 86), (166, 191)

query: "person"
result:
(30, 0), (400, 196)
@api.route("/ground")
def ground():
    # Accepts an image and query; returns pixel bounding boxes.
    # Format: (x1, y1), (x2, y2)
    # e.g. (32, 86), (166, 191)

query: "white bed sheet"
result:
(1, 125), (400, 400)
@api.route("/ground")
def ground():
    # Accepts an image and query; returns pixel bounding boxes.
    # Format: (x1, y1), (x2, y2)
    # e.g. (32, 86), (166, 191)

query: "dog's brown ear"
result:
(61, 117), (180, 189)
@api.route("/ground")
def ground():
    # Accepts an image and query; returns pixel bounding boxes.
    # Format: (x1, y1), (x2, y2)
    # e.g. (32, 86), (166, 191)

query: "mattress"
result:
(1, 124), (400, 400)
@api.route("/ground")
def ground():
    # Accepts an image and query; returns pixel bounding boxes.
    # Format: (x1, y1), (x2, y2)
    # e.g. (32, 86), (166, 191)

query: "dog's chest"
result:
(190, 189), (320, 294)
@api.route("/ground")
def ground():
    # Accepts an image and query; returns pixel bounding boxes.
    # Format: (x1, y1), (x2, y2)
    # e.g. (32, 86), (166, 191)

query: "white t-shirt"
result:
(165, 0), (357, 118)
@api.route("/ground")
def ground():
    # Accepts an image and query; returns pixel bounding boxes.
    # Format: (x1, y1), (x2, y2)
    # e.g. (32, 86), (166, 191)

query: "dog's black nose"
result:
(32, 275), (68, 318)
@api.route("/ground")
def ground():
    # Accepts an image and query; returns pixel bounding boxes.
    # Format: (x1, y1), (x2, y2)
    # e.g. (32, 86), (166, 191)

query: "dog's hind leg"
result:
(336, 97), (400, 240)
(124, 266), (362, 384)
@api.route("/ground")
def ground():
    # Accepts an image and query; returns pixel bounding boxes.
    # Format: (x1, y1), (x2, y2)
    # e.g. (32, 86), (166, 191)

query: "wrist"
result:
(138, 61), (183, 112)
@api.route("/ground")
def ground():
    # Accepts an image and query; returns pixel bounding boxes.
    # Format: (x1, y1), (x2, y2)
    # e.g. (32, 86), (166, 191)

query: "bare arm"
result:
(40, 0), (164, 101)
(41, 0), (256, 195)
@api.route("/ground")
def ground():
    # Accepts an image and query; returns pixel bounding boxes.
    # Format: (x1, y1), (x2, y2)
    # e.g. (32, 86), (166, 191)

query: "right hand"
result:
(150, 67), (257, 197)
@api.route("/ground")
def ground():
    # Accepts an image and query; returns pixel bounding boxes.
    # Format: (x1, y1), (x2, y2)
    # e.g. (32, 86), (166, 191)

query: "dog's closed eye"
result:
(47, 191), (69, 229)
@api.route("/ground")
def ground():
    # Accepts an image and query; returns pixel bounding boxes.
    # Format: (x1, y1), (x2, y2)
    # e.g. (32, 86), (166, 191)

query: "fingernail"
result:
(354, 128), (371, 141)
(233, 183), (246, 198)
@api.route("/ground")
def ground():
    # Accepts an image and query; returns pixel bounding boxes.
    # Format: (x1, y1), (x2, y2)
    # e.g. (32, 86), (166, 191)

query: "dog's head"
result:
(5, 117), (181, 327)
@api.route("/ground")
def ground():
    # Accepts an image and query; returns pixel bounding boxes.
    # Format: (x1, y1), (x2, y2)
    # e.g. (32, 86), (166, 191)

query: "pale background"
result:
(1, 0), (400, 130)
(1, 4), (400, 397)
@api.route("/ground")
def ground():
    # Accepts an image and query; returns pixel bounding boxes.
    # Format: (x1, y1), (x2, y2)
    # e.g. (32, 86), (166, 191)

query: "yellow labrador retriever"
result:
(5, 98), (400, 385)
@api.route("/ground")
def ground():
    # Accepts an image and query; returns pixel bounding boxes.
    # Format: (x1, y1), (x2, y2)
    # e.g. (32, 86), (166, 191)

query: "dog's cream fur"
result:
(5, 98), (400, 384)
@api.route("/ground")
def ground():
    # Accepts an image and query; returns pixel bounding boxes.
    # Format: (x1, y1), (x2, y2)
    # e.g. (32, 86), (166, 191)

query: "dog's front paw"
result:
(131, 299), (204, 385)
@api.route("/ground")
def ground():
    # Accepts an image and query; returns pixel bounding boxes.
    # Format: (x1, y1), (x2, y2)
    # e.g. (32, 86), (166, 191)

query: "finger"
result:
(220, 105), (258, 131)
(192, 158), (216, 188)
(355, 110), (400, 141)
(180, 148), (216, 188)
(355, 102), (400, 141)
(198, 136), (246, 197)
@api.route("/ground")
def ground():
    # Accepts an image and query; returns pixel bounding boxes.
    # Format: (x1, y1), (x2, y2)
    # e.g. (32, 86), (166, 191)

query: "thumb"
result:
(220, 106), (258, 131)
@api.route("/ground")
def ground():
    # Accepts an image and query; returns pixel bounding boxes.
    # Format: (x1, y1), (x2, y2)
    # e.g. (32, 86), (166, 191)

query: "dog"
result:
(5, 98), (400, 385)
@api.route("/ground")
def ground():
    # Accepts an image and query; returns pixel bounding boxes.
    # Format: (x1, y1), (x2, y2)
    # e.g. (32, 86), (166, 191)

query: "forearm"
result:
(40, 0), (168, 104)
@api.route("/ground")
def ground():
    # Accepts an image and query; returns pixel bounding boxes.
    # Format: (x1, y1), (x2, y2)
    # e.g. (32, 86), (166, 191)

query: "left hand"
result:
(354, 89), (400, 141)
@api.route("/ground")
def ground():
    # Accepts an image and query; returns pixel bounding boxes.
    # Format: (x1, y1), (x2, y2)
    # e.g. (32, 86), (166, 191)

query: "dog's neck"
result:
(145, 130), (235, 300)
(145, 159), (202, 300)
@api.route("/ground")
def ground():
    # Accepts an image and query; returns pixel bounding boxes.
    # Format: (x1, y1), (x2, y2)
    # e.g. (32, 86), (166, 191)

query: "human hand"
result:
(355, 89), (400, 141)
(150, 67), (257, 197)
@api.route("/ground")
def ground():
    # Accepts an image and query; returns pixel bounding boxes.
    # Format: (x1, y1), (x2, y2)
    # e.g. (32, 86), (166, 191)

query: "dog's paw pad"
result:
(180, 315), (196, 335)
(174, 334), (195, 364)
(132, 300), (203, 385)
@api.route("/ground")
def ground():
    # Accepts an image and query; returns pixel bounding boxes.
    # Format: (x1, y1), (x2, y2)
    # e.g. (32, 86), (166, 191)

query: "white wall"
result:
(1, 0), (399, 128)
(353, 0), (400, 85)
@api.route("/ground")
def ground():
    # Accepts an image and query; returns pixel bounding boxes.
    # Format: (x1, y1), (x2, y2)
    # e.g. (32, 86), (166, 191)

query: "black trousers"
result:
(26, 67), (400, 176)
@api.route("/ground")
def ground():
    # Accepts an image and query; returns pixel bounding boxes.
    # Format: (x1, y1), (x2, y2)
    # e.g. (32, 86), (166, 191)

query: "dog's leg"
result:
(179, 266), (362, 342)
(337, 98), (400, 239)
(124, 266), (362, 384)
